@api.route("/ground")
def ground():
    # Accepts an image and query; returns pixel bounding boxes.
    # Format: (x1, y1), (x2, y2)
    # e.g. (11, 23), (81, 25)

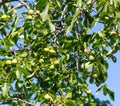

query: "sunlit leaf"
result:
(16, 70), (21, 79)
(40, 3), (49, 21)
(2, 83), (9, 97)
(49, 21), (55, 32)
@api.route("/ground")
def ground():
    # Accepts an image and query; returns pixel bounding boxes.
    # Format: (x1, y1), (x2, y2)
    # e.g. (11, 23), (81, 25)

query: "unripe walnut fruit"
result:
(44, 48), (49, 52)
(27, 15), (32, 20)
(49, 65), (54, 69)
(92, 74), (98, 79)
(28, 9), (34, 15)
(6, 60), (12, 64)
(49, 49), (56, 54)
(39, 59), (44, 63)
(89, 55), (95, 61)
(53, 60), (59, 65)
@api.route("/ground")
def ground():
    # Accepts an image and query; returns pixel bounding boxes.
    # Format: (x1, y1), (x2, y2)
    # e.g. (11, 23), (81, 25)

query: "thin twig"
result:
(60, 4), (68, 20)
(19, 0), (30, 9)
(8, 47), (30, 53)
(60, 4), (68, 27)
(8, 3), (23, 13)
(12, 98), (34, 106)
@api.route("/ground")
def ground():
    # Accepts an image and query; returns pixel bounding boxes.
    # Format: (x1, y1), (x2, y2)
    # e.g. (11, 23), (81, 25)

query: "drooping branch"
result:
(0, 0), (18, 5)
(0, 0), (30, 9)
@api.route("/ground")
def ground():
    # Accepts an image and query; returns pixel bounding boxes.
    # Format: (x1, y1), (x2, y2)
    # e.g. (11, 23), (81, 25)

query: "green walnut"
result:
(92, 74), (98, 79)
(89, 55), (95, 61)
(44, 47), (49, 52)
(27, 15), (32, 20)
(49, 65), (54, 69)
(28, 9), (34, 15)
(53, 60), (59, 65)
(49, 49), (56, 54)
(39, 59), (44, 63)
(5, 60), (12, 64)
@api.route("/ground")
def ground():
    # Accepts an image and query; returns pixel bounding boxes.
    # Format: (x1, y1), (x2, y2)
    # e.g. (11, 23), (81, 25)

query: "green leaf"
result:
(10, 27), (24, 38)
(81, 62), (93, 69)
(65, 100), (75, 106)
(111, 55), (117, 63)
(49, 21), (55, 32)
(3, 38), (15, 46)
(2, 83), (9, 97)
(89, 77), (94, 84)
(103, 85), (107, 96)
(66, 8), (80, 35)
(53, 0), (61, 9)
(27, 72), (35, 79)
(84, 11), (94, 28)
(29, 34), (37, 40)
(66, 24), (73, 35)
(17, 66), (30, 76)
(90, 102), (97, 106)
(11, 15), (19, 33)
(65, 89), (72, 99)
(3, 38), (15, 51)
(106, 49), (114, 56)
(10, 31), (18, 38)
(77, 0), (82, 8)
(23, 85), (29, 97)
(36, 0), (48, 11)
(40, 3), (49, 21)
(96, 85), (104, 94)
(16, 70), (21, 79)
(110, 0), (114, 5)
(106, 87), (115, 101)
(0, 0), (119, 105)
(17, 51), (28, 58)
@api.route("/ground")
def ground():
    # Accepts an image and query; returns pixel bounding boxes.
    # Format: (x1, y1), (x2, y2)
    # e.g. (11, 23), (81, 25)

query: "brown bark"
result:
(0, 0), (18, 5)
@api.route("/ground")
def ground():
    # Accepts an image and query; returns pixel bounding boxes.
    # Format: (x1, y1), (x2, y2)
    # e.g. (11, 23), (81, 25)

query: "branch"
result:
(0, 0), (30, 10)
(8, 3), (24, 12)
(60, 4), (68, 27)
(0, 98), (34, 106)
(8, 47), (30, 54)
(19, 0), (30, 9)
(0, 0), (18, 5)
(12, 98), (34, 106)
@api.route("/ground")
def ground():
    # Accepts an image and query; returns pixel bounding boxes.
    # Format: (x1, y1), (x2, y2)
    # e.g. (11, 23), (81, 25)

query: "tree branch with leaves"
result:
(0, 0), (120, 105)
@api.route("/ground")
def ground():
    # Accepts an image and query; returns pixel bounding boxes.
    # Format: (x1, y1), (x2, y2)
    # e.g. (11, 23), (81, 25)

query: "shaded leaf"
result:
(36, 0), (48, 11)
(106, 87), (115, 101)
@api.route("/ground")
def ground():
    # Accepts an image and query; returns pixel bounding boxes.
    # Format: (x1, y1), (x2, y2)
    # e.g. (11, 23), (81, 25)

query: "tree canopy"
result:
(0, 0), (120, 105)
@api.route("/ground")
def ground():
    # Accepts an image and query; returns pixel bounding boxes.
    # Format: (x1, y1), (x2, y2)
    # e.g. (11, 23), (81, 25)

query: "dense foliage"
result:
(0, 0), (120, 105)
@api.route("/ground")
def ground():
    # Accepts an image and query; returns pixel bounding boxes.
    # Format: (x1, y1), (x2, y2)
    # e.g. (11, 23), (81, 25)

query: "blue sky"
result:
(107, 52), (120, 106)
(89, 52), (120, 106)
(89, 22), (120, 106)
